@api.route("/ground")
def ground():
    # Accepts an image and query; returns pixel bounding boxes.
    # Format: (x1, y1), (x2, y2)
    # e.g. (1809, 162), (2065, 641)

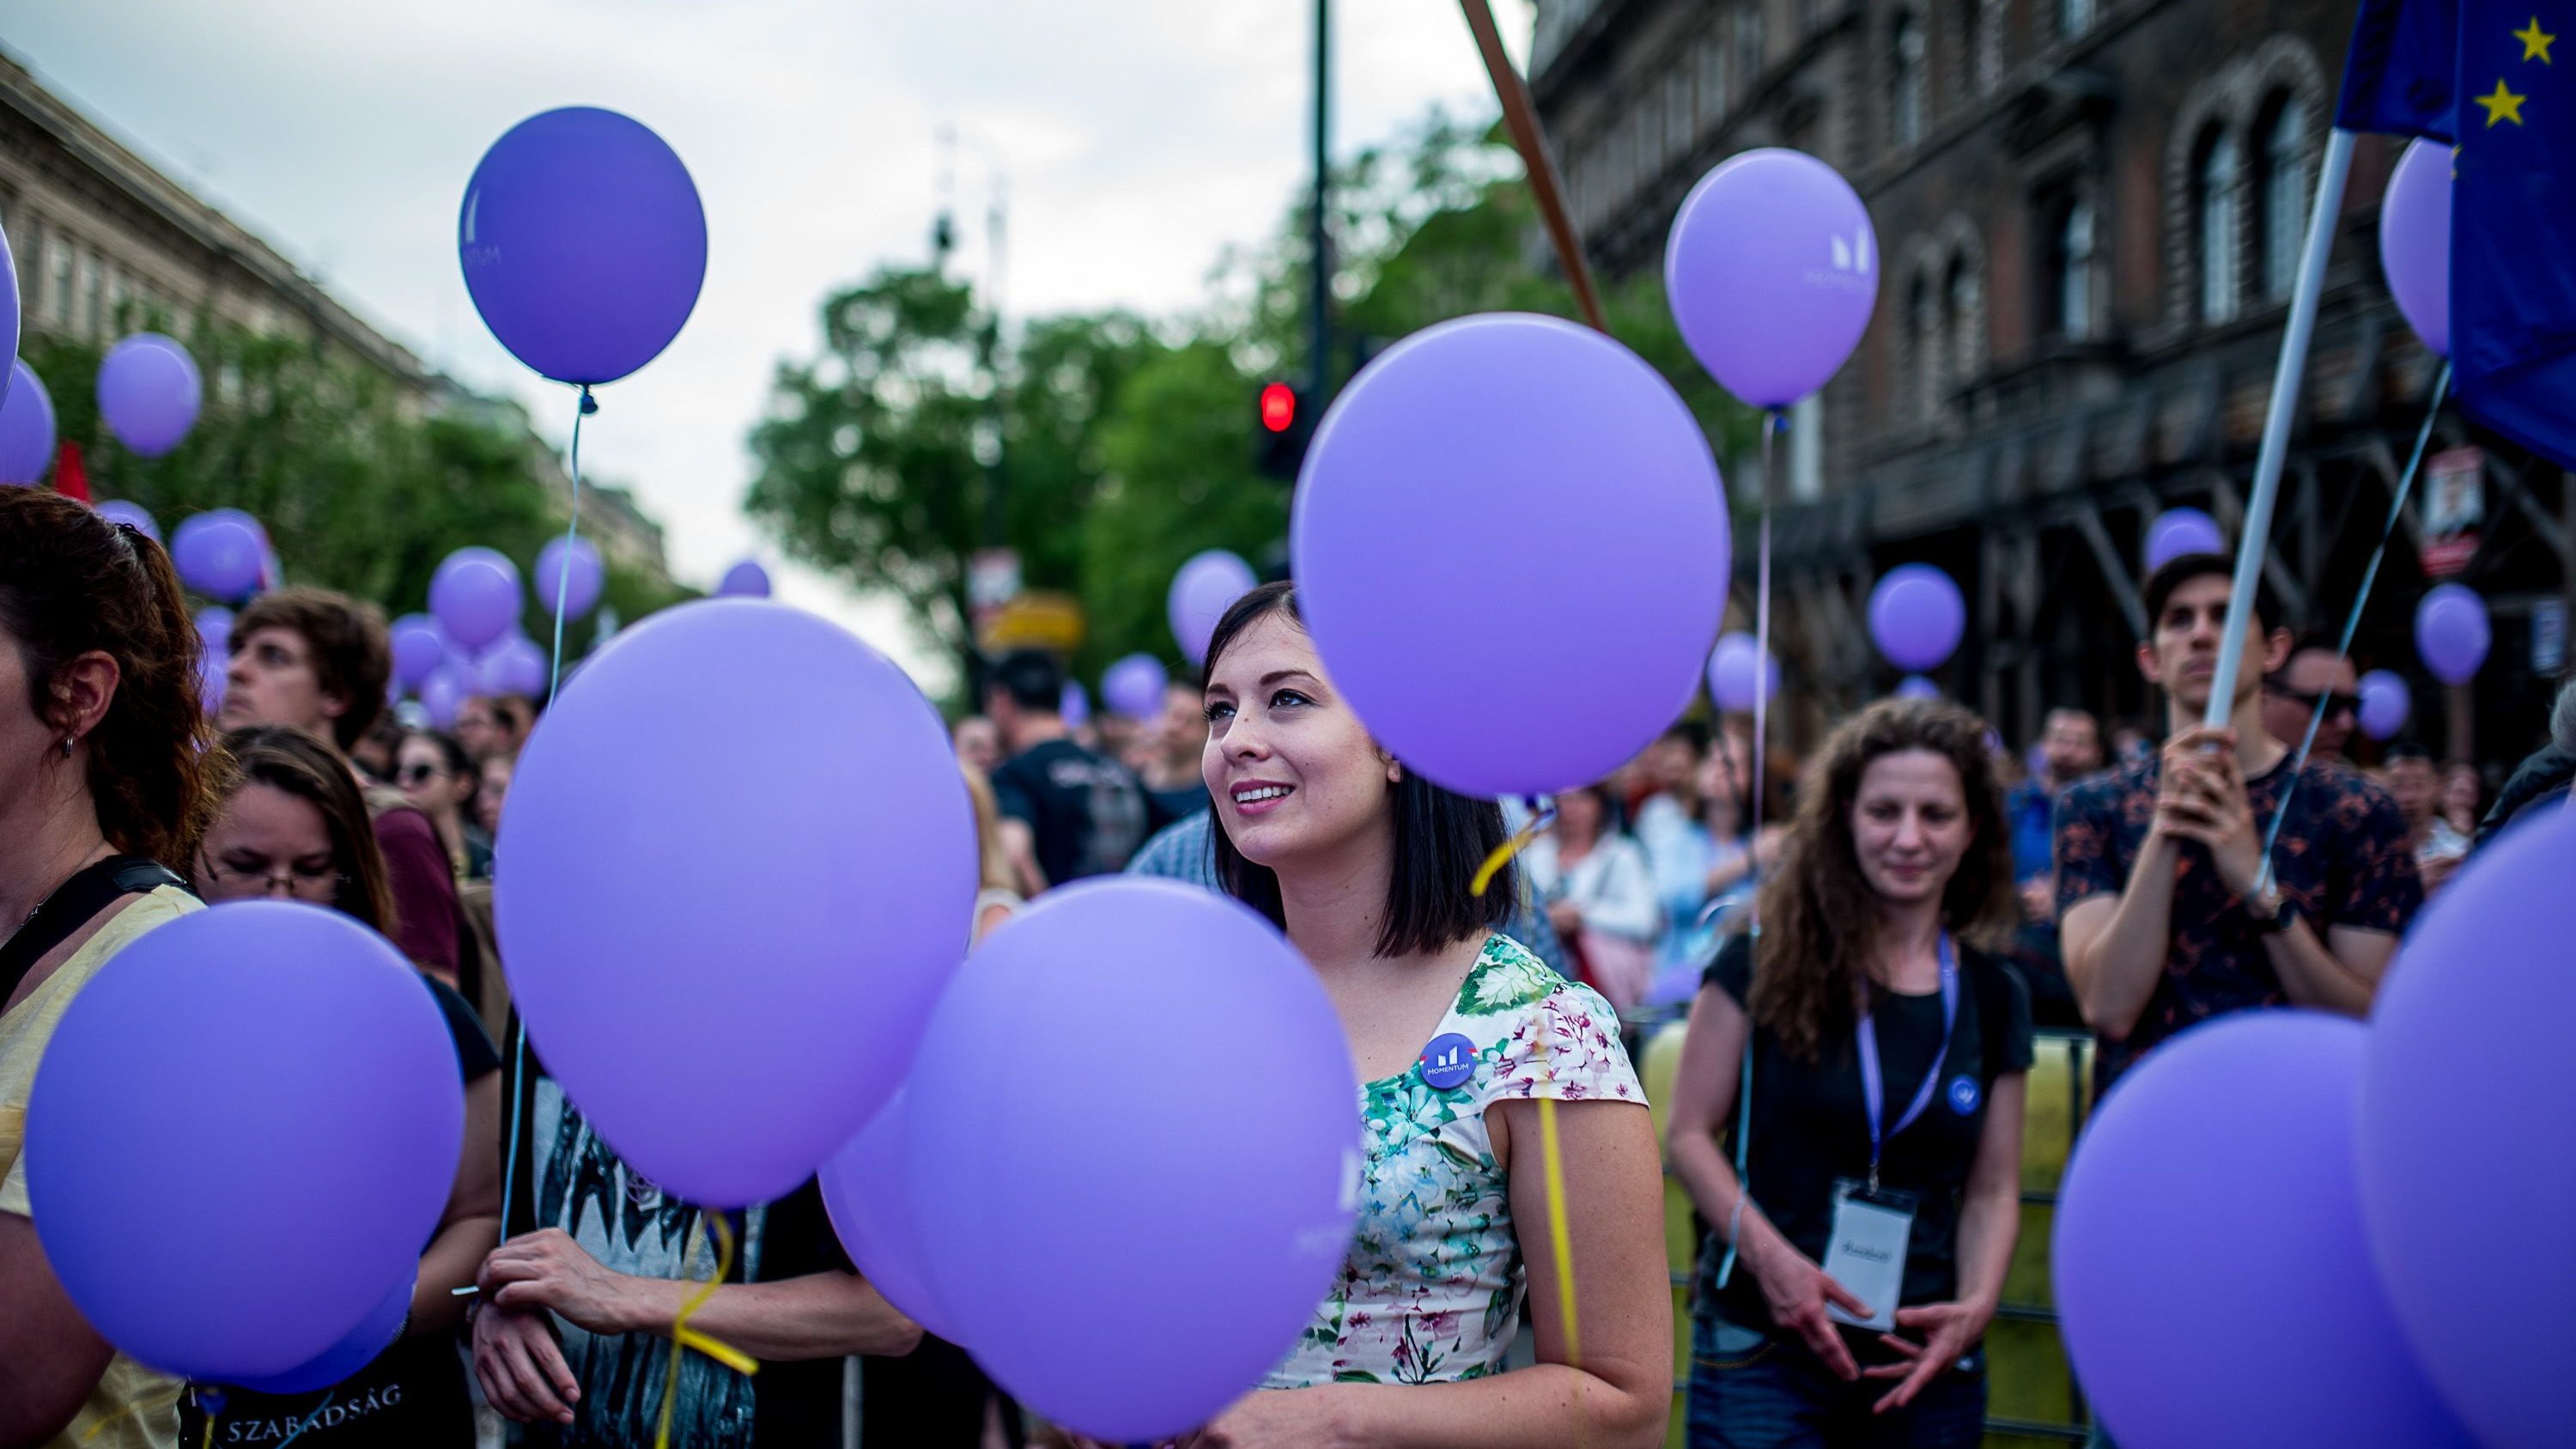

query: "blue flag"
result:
(2338, 0), (2460, 138)
(2451, 0), (2576, 468)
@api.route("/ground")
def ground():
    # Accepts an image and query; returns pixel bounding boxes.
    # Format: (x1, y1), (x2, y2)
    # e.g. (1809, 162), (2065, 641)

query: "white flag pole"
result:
(2204, 127), (2358, 729)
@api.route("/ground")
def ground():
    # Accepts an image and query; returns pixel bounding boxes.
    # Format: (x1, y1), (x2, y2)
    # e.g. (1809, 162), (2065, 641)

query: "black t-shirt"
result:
(185, 976), (500, 1446)
(501, 1043), (855, 1449)
(990, 737), (1155, 885)
(1694, 935), (2033, 1344)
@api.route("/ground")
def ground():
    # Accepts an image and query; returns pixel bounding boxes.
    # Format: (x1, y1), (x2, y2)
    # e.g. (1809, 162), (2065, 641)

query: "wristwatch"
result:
(2246, 886), (2295, 934)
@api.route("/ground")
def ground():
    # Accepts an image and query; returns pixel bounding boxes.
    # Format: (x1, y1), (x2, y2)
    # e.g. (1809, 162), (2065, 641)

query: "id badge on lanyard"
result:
(1822, 933), (1958, 1332)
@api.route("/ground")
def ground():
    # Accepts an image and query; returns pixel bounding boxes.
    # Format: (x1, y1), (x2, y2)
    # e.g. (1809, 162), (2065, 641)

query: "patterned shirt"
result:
(2056, 752), (2420, 1083)
(1265, 934), (1643, 1389)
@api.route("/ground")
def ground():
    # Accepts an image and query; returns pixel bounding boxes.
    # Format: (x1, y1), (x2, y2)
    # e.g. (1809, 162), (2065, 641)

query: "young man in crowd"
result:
(984, 648), (1155, 892)
(2057, 554), (2421, 1087)
(2006, 706), (2103, 921)
(2384, 742), (2471, 892)
(2258, 631), (2361, 762)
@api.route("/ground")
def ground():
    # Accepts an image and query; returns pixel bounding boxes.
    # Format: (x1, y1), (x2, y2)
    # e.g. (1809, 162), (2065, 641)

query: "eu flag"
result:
(2451, 0), (2576, 468)
(2338, 0), (2461, 138)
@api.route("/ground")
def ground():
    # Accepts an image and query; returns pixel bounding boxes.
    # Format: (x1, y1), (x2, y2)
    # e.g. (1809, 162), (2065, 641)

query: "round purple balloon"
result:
(25, 902), (464, 1382)
(220, 1275), (412, 1396)
(170, 511), (265, 601)
(97, 333), (203, 458)
(419, 665), (466, 729)
(2356, 668), (2411, 740)
(495, 600), (976, 1207)
(1868, 563), (1966, 671)
(717, 558), (771, 599)
(389, 614), (445, 691)
(905, 880), (1359, 1442)
(1059, 677), (1091, 728)
(2362, 808), (2576, 1449)
(1167, 550), (1256, 667)
(534, 534), (605, 619)
(819, 1091), (957, 1342)
(1706, 632), (1779, 713)
(429, 546), (523, 653)
(94, 498), (160, 543)
(2144, 507), (2227, 570)
(0, 358), (56, 485)
(1666, 149), (1880, 408)
(1894, 674), (1942, 700)
(2414, 583), (2489, 685)
(477, 636), (550, 700)
(196, 606), (234, 656)
(2382, 139), (2451, 357)
(2055, 1012), (2473, 1449)
(1293, 314), (1729, 797)
(1102, 654), (1170, 721)
(459, 107), (708, 387)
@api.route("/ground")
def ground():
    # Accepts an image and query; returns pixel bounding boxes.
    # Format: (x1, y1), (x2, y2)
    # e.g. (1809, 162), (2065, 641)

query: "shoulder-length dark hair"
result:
(0, 489), (222, 868)
(1205, 581), (1514, 959)
(1748, 697), (2015, 1061)
(217, 724), (398, 938)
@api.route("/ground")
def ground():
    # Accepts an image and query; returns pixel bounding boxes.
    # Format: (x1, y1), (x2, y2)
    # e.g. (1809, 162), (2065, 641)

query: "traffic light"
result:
(1254, 381), (1314, 481)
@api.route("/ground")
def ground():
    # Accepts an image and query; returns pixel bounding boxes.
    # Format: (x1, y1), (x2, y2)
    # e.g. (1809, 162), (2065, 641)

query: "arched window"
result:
(1893, 15), (1927, 148)
(1960, 0), (1992, 100)
(2195, 126), (2241, 323)
(1736, 5), (1767, 88)
(2255, 94), (2308, 301)
(1947, 256), (1982, 383)
(2048, 195), (2096, 339)
(1911, 272), (1941, 419)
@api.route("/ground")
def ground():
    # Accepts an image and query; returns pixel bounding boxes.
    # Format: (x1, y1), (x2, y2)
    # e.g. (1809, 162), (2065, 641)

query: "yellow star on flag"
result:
(2476, 76), (2530, 125)
(2514, 16), (2556, 62)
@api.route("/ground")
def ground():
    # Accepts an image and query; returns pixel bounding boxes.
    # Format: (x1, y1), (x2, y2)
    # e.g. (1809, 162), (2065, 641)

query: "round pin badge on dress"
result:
(1947, 1074), (1981, 1115)
(1420, 1032), (1478, 1091)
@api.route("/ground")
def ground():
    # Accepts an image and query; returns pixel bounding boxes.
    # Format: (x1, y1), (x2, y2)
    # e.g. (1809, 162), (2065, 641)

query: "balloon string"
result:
(1748, 411), (1779, 935)
(2256, 360), (2451, 891)
(1528, 1000), (1585, 1448)
(81, 1387), (181, 1443)
(1472, 802), (1557, 898)
(653, 1212), (760, 1449)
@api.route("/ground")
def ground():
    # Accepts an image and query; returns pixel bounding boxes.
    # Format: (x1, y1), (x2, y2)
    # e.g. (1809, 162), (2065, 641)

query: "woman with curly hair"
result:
(1666, 697), (2032, 1448)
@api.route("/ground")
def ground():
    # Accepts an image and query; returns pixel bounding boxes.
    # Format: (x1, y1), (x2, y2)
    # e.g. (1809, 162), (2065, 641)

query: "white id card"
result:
(1822, 1179), (1917, 1332)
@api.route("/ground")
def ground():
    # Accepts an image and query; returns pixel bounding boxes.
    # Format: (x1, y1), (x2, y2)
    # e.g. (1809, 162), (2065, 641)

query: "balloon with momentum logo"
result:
(1665, 149), (1880, 409)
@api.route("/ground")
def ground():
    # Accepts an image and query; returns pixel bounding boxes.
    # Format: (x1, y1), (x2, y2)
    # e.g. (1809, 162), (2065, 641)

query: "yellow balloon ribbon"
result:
(79, 1387), (182, 1445)
(1523, 983), (1586, 1447)
(653, 1212), (761, 1449)
(1471, 805), (1556, 898)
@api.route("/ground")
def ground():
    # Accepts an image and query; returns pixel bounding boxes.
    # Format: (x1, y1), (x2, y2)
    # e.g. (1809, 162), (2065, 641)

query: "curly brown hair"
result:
(1747, 697), (2016, 1062)
(0, 490), (226, 868)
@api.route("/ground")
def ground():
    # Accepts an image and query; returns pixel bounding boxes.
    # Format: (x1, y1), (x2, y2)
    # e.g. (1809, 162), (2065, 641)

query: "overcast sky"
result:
(1, 1), (1533, 691)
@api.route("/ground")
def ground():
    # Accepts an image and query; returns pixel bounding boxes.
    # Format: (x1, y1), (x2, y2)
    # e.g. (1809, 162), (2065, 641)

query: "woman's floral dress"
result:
(1265, 933), (1643, 1387)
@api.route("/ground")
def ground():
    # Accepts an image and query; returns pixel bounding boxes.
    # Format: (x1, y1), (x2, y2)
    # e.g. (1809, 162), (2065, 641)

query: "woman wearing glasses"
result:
(185, 724), (502, 1446)
(395, 730), (493, 880)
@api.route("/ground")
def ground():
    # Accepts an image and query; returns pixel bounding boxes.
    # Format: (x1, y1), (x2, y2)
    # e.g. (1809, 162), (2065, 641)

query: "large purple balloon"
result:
(25, 903), (462, 1381)
(1868, 563), (1965, 671)
(535, 534), (604, 619)
(2361, 808), (2576, 1449)
(97, 333), (203, 458)
(905, 880), (1358, 1441)
(459, 107), (708, 386)
(94, 498), (161, 543)
(2382, 139), (2451, 357)
(1103, 654), (1171, 721)
(429, 546), (523, 653)
(717, 558), (772, 598)
(2144, 507), (2227, 570)
(495, 600), (975, 1206)
(1293, 314), (1728, 796)
(818, 1092), (957, 1342)
(419, 665), (466, 729)
(1706, 632), (1779, 713)
(221, 1275), (413, 1396)
(0, 357), (56, 484)
(2054, 1013), (2472, 1449)
(1167, 550), (1256, 667)
(1666, 149), (1879, 408)
(2356, 668), (2411, 740)
(2414, 583), (2489, 685)
(389, 614), (445, 691)
(170, 511), (265, 601)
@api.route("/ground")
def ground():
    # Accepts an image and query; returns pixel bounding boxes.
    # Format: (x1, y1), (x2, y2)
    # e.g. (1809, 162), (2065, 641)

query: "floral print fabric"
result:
(1265, 933), (1643, 1388)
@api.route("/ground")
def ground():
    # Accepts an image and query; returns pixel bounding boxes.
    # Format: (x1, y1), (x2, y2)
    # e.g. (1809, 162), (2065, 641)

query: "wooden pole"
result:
(1458, 0), (1609, 334)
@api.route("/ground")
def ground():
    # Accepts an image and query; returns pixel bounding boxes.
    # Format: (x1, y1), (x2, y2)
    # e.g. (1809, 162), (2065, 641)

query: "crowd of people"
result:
(3, 480), (2570, 1449)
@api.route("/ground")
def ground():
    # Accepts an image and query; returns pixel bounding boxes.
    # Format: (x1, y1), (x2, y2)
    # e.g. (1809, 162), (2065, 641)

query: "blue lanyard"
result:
(1854, 932), (1958, 1190)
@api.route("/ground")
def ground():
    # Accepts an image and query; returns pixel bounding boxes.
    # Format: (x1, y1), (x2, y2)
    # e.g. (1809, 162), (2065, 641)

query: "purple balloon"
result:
(196, 606), (234, 657)
(535, 534), (605, 618)
(1706, 632), (1779, 713)
(905, 880), (1358, 1441)
(1894, 674), (1942, 700)
(1059, 678), (1091, 728)
(1293, 314), (1729, 797)
(97, 333), (203, 458)
(25, 903), (463, 1382)
(717, 558), (772, 598)
(495, 600), (975, 1207)
(1666, 149), (1879, 408)
(429, 546), (523, 652)
(1868, 563), (1966, 671)
(459, 107), (708, 387)
(221, 1275), (413, 1396)
(1102, 654), (1170, 721)
(819, 1092), (957, 1342)
(170, 511), (265, 601)
(2362, 808), (2576, 1449)
(2144, 507), (2227, 570)
(0, 227), (17, 389)
(477, 636), (550, 700)
(196, 606), (234, 715)
(2356, 668), (2411, 740)
(1166, 550), (1256, 667)
(94, 499), (160, 543)
(2414, 583), (2489, 685)
(2055, 1013), (2473, 1449)
(2382, 138), (2451, 357)
(419, 665), (466, 729)
(0, 357), (56, 484)
(389, 614), (445, 691)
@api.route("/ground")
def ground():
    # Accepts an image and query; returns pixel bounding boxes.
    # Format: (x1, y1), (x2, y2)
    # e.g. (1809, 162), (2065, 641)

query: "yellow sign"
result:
(976, 591), (1086, 653)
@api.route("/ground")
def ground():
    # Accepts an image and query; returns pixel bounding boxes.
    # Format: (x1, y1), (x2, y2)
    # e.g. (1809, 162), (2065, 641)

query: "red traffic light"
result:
(1260, 381), (1297, 434)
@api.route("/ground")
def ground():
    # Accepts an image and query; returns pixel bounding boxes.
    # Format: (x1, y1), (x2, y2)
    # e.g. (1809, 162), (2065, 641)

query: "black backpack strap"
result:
(0, 855), (190, 1008)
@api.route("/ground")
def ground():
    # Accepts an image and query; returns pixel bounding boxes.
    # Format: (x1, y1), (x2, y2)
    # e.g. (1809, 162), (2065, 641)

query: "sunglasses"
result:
(2263, 679), (2360, 716)
(399, 763), (443, 785)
